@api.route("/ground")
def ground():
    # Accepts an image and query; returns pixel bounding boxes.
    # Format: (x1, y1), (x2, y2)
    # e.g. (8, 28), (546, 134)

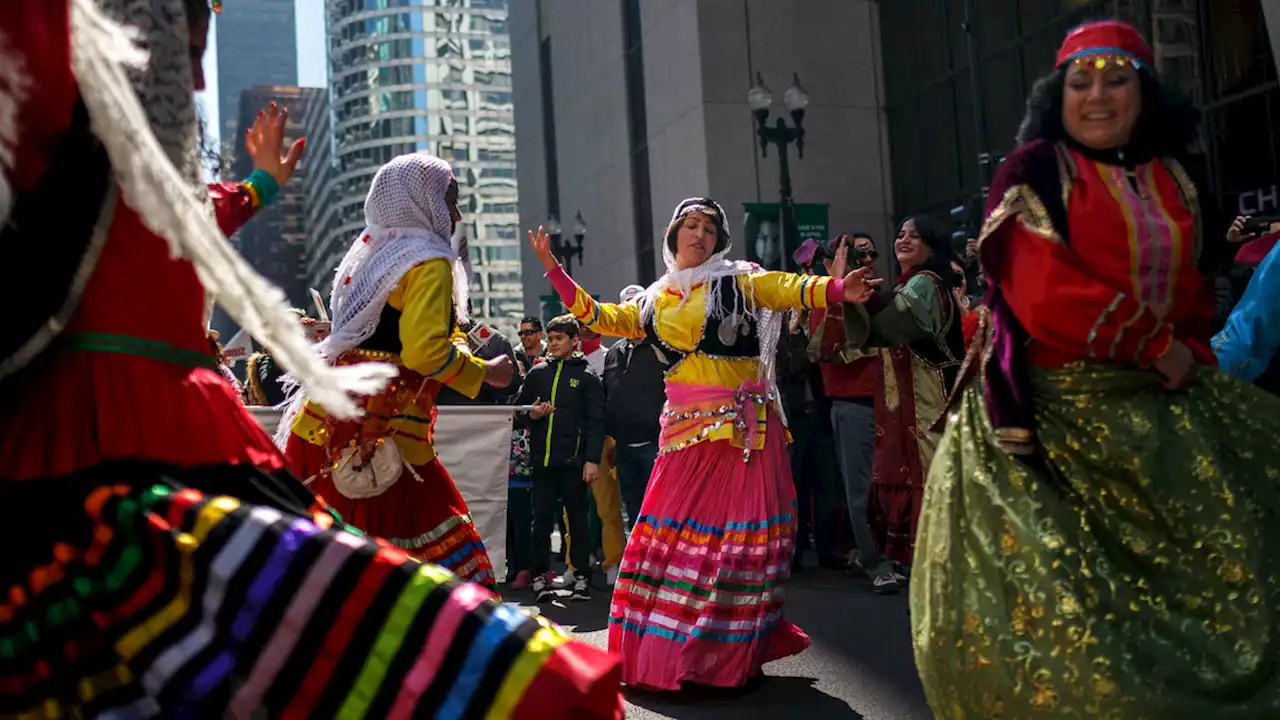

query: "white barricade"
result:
(247, 404), (519, 576)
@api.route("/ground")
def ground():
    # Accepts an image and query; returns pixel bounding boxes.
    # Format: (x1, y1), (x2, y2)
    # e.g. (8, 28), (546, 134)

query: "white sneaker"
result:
(606, 566), (619, 586)
(551, 569), (576, 589)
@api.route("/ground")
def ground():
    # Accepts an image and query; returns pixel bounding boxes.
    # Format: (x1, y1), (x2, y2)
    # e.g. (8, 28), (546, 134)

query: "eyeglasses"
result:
(518, 329), (539, 336)
(856, 249), (879, 261)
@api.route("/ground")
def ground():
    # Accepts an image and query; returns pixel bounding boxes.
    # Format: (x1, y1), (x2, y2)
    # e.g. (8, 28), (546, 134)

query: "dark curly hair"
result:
(898, 214), (957, 287)
(1015, 65), (1200, 160)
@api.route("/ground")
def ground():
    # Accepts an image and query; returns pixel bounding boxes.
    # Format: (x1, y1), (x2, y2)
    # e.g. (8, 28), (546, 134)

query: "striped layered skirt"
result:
(0, 461), (622, 719)
(607, 396), (810, 690)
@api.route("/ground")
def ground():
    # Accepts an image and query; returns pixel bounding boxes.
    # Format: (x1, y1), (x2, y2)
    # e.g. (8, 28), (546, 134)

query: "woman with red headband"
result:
(911, 20), (1280, 717)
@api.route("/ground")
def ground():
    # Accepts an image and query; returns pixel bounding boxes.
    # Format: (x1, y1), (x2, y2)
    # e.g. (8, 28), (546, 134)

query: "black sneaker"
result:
(532, 573), (555, 603)
(571, 575), (591, 601)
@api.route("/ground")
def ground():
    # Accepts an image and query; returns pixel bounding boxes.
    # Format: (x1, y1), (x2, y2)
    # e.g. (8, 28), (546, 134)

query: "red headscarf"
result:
(1055, 20), (1154, 69)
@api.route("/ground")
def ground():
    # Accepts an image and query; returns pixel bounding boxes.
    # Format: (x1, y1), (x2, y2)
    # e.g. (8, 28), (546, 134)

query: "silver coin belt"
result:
(657, 389), (776, 463)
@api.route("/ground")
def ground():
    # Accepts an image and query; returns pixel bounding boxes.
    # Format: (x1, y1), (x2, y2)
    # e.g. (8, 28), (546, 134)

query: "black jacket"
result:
(603, 338), (670, 445)
(515, 353), (605, 468)
(437, 323), (522, 405)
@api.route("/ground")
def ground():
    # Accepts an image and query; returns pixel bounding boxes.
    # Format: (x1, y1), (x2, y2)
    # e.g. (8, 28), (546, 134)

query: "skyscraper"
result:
(215, 0), (298, 142)
(232, 86), (322, 309)
(309, 0), (521, 337)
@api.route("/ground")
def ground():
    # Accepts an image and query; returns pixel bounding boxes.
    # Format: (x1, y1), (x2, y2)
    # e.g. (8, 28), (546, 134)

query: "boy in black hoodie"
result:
(516, 315), (605, 602)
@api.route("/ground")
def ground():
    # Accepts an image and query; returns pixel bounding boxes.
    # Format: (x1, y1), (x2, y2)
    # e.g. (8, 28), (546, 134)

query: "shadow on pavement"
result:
(624, 676), (866, 719)
(783, 571), (928, 708)
(497, 586), (610, 633)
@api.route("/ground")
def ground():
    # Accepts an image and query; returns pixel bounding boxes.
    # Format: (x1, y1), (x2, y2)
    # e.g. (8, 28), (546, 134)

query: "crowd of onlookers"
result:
(208, 212), (1280, 602)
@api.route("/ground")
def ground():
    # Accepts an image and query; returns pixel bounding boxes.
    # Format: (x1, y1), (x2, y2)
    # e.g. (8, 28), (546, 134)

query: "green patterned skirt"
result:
(912, 363), (1280, 719)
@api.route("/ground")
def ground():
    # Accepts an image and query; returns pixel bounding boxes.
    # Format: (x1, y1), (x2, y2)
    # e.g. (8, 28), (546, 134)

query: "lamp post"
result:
(547, 210), (587, 276)
(749, 72), (809, 273)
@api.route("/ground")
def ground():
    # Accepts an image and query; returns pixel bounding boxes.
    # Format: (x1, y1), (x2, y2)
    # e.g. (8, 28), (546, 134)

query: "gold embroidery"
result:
(1086, 293), (1125, 359)
(978, 184), (1060, 258)
(1164, 157), (1202, 268)
(881, 348), (900, 412)
(1053, 141), (1078, 209)
(915, 365), (1280, 717)
(1109, 304), (1145, 360)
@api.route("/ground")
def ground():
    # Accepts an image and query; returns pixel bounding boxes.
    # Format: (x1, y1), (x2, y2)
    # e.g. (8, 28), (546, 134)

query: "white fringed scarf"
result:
(273, 153), (468, 448)
(636, 198), (787, 425)
(68, 0), (394, 417)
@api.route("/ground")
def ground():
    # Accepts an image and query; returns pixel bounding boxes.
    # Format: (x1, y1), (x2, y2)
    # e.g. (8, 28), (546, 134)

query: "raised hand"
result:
(829, 237), (850, 279)
(527, 226), (560, 272)
(246, 102), (306, 187)
(841, 266), (884, 304)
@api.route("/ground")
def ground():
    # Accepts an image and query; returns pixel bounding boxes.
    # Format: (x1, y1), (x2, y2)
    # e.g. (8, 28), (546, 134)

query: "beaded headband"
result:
(1056, 20), (1153, 71)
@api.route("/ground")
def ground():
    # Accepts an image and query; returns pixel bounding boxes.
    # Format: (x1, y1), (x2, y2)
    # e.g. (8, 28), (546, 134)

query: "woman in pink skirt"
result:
(528, 198), (880, 689)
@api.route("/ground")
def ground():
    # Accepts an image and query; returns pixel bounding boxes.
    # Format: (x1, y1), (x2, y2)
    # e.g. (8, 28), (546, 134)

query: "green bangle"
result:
(245, 169), (280, 207)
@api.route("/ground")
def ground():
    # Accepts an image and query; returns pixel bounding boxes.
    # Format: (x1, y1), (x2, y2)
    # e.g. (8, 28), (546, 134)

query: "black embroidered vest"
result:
(358, 299), (458, 356)
(642, 277), (761, 364)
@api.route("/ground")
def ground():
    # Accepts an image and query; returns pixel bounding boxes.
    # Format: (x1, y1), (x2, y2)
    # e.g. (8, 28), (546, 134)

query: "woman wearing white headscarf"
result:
(529, 197), (882, 690)
(281, 152), (513, 587)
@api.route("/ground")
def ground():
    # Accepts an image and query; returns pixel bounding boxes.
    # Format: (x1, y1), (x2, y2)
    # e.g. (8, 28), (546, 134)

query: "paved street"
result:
(503, 564), (932, 720)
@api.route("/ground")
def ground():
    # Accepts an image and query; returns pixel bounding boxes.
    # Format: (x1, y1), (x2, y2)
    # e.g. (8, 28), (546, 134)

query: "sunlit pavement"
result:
(500, 557), (932, 720)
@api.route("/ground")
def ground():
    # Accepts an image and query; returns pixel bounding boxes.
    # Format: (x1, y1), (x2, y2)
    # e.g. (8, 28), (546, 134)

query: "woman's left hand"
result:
(841, 266), (883, 303)
(247, 102), (306, 187)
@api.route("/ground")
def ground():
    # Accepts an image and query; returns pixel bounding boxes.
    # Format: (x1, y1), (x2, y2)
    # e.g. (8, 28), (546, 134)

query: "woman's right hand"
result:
(1154, 339), (1195, 390)
(527, 226), (560, 272)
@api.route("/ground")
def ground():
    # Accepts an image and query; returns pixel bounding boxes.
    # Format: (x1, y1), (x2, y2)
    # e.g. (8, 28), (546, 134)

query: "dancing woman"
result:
(912, 20), (1280, 718)
(0, 1), (620, 717)
(280, 153), (512, 586)
(530, 197), (881, 690)
(837, 215), (964, 591)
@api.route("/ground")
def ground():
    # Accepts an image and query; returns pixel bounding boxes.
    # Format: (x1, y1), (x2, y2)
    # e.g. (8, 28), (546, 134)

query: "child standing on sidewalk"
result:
(516, 315), (606, 602)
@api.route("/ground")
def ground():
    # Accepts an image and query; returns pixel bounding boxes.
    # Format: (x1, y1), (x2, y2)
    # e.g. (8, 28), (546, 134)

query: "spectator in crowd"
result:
(559, 317), (626, 589)
(837, 216), (965, 593)
(243, 309), (325, 406)
(603, 284), (670, 529)
(506, 423), (535, 588)
(437, 308), (522, 405)
(1215, 239), (1280, 394)
(782, 238), (848, 573)
(516, 316), (545, 373)
(951, 259), (984, 351)
(516, 315), (606, 602)
(807, 235), (890, 583)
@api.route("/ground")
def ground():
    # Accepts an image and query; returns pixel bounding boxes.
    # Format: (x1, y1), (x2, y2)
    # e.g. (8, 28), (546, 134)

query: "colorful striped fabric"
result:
(1, 484), (619, 718)
(606, 413), (810, 690)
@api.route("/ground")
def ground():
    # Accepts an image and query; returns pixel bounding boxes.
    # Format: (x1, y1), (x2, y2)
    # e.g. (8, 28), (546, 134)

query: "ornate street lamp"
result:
(750, 72), (809, 272)
(547, 211), (586, 275)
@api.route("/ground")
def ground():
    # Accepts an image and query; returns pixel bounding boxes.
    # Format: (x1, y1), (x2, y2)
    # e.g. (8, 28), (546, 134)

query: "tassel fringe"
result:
(68, 0), (392, 418)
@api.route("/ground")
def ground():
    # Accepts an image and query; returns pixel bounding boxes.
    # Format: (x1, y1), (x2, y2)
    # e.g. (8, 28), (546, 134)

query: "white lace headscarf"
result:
(64, 0), (394, 417)
(636, 197), (786, 420)
(274, 152), (467, 446)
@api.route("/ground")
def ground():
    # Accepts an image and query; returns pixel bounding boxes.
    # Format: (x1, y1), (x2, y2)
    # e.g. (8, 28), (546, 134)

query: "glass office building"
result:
(312, 0), (521, 336)
(215, 0), (298, 142)
(880, 0), (1279, 228)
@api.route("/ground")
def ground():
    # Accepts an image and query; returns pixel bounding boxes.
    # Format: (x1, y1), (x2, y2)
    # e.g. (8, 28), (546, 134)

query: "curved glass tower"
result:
(309, 0), (520, 335)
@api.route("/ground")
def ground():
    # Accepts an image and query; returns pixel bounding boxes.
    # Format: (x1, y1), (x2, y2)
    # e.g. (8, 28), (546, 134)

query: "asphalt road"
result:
(503, 564), (933, 720)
